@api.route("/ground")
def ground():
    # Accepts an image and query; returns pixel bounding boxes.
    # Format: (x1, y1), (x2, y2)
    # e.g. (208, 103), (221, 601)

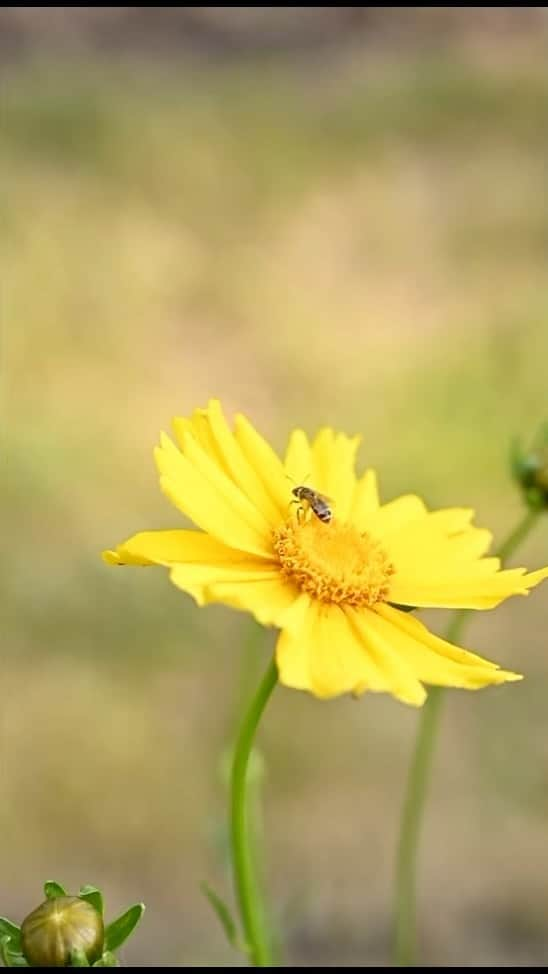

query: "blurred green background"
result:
(2, 8), (548, 966)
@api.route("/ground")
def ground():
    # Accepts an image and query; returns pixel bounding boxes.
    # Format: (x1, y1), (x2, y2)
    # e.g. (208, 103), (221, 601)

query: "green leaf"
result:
(69, 949), (90, 967)
(0, 922), (20, 954)
(200, 881), (249, 955)
(78, 886), (104, 916)
(92, 952), (119, 967)
(0, 937), (28, 968)
(44, 880), (67, 899)
(104, 904), (145, 952)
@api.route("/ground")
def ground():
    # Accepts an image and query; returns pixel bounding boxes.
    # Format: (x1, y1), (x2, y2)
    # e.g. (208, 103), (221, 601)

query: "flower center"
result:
(273, 517), (395, 607)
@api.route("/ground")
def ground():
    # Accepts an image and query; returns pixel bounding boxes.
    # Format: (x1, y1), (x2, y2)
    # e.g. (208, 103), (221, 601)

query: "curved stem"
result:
(495, 507), (540, 562)
(394, 507), (541, 967)
(230, 657), (278, 967)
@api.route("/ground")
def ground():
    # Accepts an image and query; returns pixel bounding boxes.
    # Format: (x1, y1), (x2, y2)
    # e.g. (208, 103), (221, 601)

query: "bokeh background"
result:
(3, 7), (548, 966)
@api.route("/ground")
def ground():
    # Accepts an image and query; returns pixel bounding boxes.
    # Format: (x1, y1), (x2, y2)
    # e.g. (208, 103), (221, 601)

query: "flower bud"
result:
(511, 426), (548, 511)
(21, 896), (104, 967)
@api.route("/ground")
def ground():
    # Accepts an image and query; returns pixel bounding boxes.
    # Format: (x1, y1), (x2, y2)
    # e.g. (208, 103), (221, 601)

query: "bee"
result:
(291, 485), (333, 524)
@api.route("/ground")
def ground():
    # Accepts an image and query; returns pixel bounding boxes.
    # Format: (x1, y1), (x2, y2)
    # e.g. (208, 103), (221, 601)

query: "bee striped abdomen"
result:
(315, 503), (332, 522)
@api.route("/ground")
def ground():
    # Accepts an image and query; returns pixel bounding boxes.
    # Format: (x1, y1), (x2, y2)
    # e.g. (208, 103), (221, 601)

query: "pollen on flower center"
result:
(273, 517), (395, 607)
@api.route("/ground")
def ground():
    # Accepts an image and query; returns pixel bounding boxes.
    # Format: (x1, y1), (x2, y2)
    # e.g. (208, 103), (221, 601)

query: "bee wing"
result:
(316, 491), (335, 506)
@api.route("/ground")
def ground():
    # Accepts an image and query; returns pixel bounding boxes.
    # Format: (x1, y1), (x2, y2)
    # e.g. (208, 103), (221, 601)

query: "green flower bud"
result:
(511, 425), (548, 511)
(21, 896), (104, 967)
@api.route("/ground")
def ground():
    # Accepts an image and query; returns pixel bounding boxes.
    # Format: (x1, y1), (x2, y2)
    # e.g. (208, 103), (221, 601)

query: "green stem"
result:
(230, 657), (278, 967)
(495, 507), (540, 562)
(394, 507), (541, 967)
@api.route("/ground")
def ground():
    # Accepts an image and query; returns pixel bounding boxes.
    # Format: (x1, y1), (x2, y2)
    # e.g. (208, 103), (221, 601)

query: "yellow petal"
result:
(234, 411), (290, 520)
(350, 469), (380, 528)
(284, 429), (313, 485)
(172, 409), (230, 477)
(174, 404), (289, 523)
(384, 509), (495, 589)
(201, 400), (284, 525)
(103, 547), (154, 567)
(310, 428), (361, 522)
(388, 533), (496, 582)
(377, 506), (547, 610)
(275, 596), (378, 697)
(155, 432), (273, 558)
(180, 432), (272, 536)
(524, 566), (548, 588)
(389, 563), (547, 609)
(191, 573), (299, 626)
(417, 508), (475, 532)
(103, 529), (270, 568)
(275, 596), (425, 704)
(432, 528), (494, 565)
(372, 604), (521, 688)
(345, 606), (427, 706)
(386, 508), (490, 563)
(364, 494), (428, 538)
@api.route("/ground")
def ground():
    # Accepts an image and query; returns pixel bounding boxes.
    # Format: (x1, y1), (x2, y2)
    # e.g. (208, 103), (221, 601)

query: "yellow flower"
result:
(103, 401), (548, 706)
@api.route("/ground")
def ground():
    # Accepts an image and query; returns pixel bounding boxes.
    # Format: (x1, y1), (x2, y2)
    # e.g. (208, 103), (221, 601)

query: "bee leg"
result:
(288, 498), (305, 523)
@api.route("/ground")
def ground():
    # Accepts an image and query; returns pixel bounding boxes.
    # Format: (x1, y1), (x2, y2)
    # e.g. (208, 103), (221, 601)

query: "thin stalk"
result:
(230, 657), (278, 967)
(394, 507), (541, 966)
